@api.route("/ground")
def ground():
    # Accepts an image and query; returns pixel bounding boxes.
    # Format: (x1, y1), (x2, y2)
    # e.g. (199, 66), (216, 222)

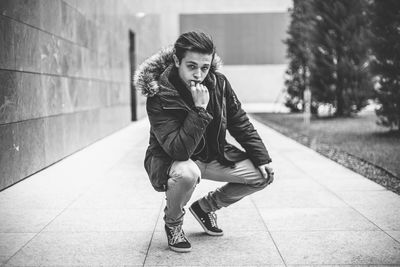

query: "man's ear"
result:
(173, 54), (180, 68)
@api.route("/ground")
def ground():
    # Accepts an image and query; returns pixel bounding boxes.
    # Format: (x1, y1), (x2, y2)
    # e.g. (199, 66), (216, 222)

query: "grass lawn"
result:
(251, 111), (400, 193)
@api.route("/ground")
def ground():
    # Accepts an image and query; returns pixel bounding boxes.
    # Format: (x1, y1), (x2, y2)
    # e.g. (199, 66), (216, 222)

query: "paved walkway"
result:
(1, 116), (400, 266)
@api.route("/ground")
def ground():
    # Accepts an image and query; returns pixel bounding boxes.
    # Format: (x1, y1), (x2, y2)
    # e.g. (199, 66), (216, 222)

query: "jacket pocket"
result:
(145, 152), (172, 192)
(223, 143), (248, 162)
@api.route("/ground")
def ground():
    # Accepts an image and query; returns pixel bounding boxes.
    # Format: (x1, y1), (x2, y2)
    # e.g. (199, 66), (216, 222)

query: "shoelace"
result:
(169, 225), (187, 245)
(208, 212), (218, 228)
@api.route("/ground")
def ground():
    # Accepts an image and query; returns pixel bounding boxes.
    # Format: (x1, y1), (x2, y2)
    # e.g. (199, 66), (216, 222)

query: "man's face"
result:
(174, 51), (213, 89)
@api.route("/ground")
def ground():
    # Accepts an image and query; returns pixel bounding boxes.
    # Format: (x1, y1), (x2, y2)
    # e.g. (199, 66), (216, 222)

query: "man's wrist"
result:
(195, 105), (207, 109)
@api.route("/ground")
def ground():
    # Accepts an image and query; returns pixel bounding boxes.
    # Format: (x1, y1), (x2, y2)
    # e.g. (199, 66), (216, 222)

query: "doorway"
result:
(129, 30), (137, 121)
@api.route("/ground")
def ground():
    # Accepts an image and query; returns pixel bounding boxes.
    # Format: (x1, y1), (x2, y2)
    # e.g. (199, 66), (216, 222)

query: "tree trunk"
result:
(336, 87), (344, 116)
(335, 51), (344, 117)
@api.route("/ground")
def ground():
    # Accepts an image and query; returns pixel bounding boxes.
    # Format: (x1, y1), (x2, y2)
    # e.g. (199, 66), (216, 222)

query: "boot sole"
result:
(189, 207), (224, 236)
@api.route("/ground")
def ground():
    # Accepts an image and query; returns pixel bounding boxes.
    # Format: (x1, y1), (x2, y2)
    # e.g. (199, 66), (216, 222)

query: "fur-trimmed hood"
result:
(133, 46), (223, 97)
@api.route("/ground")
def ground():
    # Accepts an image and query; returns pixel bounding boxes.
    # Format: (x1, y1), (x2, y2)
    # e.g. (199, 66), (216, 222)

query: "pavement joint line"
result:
(2, 132), (148, 265)
(142, 200), (164, 267)
(2, 170), (113, 266)
(277, 143), (400, 245)
(250, 196), (288, 267)
(2, 199), (80, 265)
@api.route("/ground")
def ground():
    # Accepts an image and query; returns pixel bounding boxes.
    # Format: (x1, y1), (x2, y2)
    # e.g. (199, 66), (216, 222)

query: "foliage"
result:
(284, 0), (314, 113)
(370, 0), (400, 131)
(284, 0), (374, 116)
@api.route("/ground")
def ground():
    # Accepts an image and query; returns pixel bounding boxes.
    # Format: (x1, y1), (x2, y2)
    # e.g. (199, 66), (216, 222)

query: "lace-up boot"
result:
(164, 224), (191, 252)
(189, 200), (223, 236)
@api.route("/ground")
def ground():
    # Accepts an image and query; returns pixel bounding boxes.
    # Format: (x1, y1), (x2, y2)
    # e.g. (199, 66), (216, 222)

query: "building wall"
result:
(180, 12), (289, 65)
(0, 0), (160, 190)
(128, 0), (291, 47)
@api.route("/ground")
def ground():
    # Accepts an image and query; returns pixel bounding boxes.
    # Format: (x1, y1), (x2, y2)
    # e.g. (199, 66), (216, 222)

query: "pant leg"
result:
(164, 159), (202, 227)
(196, 159), (269, 213)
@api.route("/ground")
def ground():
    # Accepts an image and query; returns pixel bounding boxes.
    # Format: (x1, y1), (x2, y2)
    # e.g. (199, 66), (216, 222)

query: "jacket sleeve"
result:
(224, 77), (272, 166)
(146, 96), (213, 161)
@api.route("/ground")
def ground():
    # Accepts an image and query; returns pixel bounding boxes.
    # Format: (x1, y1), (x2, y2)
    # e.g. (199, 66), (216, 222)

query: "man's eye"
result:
(188, 65), (196, 70)
(201, 67), (209, 72)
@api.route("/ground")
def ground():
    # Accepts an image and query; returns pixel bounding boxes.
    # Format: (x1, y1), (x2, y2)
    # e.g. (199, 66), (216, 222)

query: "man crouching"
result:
(134, 31), (274, 252)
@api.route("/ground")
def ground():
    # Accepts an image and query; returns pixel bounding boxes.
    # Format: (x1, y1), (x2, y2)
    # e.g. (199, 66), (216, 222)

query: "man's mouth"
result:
(190, 80), (201, 86)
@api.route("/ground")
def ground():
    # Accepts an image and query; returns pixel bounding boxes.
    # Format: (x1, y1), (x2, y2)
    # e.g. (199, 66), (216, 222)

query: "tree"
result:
(370, 0), (400, 131)
(284, 0), (314, 113)
(309, 0), (373, 116)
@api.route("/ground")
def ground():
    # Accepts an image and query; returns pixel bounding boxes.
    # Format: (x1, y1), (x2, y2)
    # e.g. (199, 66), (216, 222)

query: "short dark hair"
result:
(174, 31), (215, 62)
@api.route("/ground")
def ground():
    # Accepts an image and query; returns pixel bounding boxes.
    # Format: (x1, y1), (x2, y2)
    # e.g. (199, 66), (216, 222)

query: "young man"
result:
(134, 31), (274, 253)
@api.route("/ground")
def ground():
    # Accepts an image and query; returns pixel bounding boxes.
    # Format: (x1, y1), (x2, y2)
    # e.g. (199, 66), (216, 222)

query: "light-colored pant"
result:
(164, 158), (269, 227)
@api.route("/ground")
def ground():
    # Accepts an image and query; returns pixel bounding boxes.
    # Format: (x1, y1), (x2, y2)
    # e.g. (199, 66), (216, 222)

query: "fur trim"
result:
(134, 46), (223, 97)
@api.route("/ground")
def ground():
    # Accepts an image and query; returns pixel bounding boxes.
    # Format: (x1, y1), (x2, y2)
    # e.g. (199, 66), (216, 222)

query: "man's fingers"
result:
(266, 167), (274, 184)
(257, 164), (274, 185)
(258, 166), (268, 179)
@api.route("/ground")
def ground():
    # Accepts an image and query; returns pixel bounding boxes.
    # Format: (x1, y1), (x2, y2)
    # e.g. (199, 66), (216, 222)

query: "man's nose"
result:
(193, 69), (201, 79)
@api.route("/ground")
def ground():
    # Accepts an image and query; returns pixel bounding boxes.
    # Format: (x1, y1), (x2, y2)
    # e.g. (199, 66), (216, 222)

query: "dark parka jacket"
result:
(134, 47), (271, 192)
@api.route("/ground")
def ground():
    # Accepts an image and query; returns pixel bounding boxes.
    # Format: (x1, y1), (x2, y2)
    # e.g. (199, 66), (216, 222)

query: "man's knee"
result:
(168, 160), (201, 188)
(249, 171), (269, 189)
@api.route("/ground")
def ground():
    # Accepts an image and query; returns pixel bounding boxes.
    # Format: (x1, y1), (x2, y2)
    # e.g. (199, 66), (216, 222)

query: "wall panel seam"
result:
(0, 14), (93, 50)
(0, 103), (131, 127)
(0, 68), (128, 84)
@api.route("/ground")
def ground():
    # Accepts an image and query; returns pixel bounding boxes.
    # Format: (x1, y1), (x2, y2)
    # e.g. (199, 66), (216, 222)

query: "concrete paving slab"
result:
(387, 231), (400, 243)
(337, 191), (400, 231)
(316, 176), (387, 192)
(271, 230), (400, 265)
(269, 166), (312, 180)
(88, 174), (156, 196)
(349, 206), (400, 231)
(258, 207), (379, 231)
(69, 184), (163, 210)
(0, 209), (61, 233)
(252, 188), (347, 209)
(145, 230), (284, 266)
(286, 265), (398, 267)
(266, 178), (327, 192)
(0, 233), (35, 265)
(338, 190), (400, 207)
(5, 232), (151, 266)
(0, 190), (80, 210)
(288, 161), (361, 181)
(43, 208), (161, 232)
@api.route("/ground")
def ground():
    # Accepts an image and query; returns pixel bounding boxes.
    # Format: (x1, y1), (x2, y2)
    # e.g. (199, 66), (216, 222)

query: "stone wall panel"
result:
(60, 0), (77, 43)
(0, 0), (40, 28)
(39, 0), (62, 35)
(17, 72), (44, 121)
(43, 114), (65, 166)
(0, 70), (18, 123)
(0, 16), (16, 70)
(14, 21), (41, 73)
(39, 31), (62, 75)
(0, 1), (160, 190)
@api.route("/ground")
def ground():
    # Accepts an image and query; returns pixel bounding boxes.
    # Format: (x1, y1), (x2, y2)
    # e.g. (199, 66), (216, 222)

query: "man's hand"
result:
(190, 81), (209, 109)
(257, 164), (274, 185)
